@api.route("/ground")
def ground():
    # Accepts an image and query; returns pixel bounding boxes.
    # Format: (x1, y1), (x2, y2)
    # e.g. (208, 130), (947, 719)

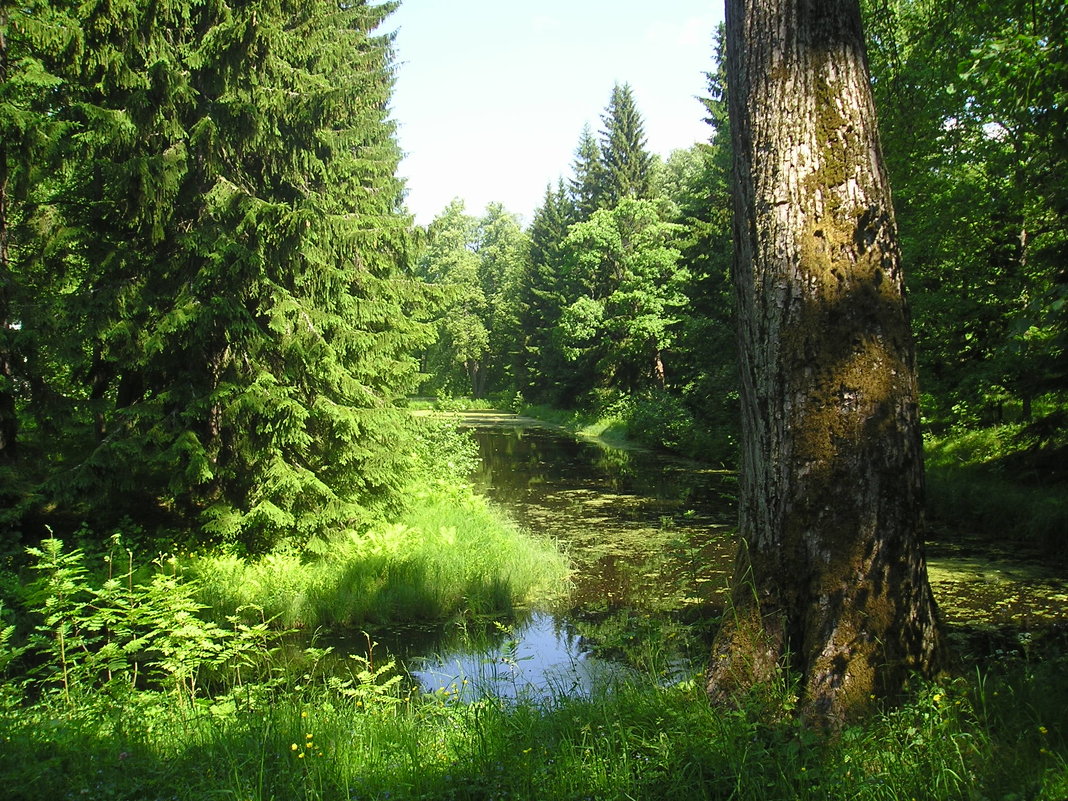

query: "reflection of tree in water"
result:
(591, 446), (635, 480)
(462, 423), (739, 618)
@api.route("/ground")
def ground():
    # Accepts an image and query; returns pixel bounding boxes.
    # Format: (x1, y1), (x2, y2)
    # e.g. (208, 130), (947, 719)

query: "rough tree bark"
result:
(706, 0), (947, 724)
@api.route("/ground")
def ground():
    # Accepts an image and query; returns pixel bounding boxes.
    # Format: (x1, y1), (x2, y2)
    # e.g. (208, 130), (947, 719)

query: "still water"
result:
(408, 412), (1068, 697)
(409, 412), (736, 698)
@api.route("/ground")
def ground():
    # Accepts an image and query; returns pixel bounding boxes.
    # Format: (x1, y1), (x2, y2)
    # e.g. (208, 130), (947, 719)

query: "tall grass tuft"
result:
(187, 413), (569, 631)
(189, 485), (568, 631)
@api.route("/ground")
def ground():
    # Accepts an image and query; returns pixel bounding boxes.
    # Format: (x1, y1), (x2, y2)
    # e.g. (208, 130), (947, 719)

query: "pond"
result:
(407, 412), (1068, 698)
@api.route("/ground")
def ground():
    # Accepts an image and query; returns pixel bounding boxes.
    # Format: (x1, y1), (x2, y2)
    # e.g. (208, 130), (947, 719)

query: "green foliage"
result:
(0, 0), (78, 461)
(417, 200), (488, 396)
(599, 82), (655, 207)
(605, 391), (711, 456)
(0, 657), (1065, 800)
(17, 537), (290, 705)
(174, 413), (568, 630)
(435, 49), (741, 462)
(924, 424), (1068, 549)
(863, 0), (1068, 427)
(4, 0), (431, 552)
(518, 181), (575, 403)
(407, 414), (482, 483)
(666, 27), (740, 458)
(189, 483), (568, 632)
(569, 124), (605, 221)
(559, 198), (687, 394)
(418, 200), (529, 399)
(476, 203), (528, 393)
(510, 83), (686, 409)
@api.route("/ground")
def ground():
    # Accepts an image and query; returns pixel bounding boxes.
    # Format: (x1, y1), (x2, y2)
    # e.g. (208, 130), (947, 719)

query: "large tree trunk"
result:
(707, 0), (946, 725)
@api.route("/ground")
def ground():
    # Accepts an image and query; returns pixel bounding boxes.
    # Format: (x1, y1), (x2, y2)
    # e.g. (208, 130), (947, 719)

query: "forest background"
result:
(0, 0), (1066, 798)
(1, 0), (1064, 552)
(414, 0), (1066, 541)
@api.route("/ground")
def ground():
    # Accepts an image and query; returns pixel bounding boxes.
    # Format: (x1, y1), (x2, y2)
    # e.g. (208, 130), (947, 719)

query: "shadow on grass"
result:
(3, 656), (1067, 801)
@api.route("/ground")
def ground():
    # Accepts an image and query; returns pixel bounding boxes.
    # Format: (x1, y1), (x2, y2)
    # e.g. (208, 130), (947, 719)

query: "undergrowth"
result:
(184, 415), (568, 630)
(520, 391), (734, 465)
(188, 484), (568, 631)
(925, 423), (1067, 551)
(1, 624), (1065, 801)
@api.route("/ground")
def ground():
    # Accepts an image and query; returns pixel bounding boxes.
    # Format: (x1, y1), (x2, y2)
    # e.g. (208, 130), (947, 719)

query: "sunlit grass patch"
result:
(924, 425), (1068, 550)
(189, 484), (569, 631)
(3, 660), (1066, 801)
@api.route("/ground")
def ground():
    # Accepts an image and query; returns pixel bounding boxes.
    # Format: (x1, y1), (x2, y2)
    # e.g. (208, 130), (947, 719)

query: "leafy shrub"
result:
(17, 537), (288, 704)
(407, 415), (481, 485)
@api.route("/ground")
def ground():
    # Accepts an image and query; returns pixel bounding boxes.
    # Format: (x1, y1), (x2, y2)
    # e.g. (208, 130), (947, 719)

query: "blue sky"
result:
(387, 1), (725, 225)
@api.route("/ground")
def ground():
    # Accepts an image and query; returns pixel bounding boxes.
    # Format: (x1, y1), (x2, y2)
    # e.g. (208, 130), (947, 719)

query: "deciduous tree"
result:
(707, 0), (946, 725)
(558, 198), (686, 393)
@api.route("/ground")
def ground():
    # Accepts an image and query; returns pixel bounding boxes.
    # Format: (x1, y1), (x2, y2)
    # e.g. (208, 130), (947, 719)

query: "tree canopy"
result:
(2, 0), (431, 551)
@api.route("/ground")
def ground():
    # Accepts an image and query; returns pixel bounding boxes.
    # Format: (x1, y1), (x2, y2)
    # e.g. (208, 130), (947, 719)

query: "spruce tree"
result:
(518, 181), (574, 402)
(0, 0), (78, 461)
(599, 83), (654, 208)
(568, 124), (604, 221)
(35, 0), (429, 549)
(669, 27), (738, 452)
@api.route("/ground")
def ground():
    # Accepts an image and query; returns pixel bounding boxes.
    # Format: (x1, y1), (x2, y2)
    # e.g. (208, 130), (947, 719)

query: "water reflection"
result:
(464, 420), (737, 611)
(408, 612), (634, 701)
(405, 412), (1068, 695)
(410, 415), (737, 697)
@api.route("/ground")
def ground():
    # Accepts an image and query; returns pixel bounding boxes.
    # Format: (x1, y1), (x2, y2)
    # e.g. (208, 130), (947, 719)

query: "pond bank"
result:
(404, 410), (1068, 696)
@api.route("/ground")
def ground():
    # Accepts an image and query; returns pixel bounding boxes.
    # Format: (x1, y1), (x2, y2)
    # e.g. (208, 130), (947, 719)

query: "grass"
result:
(178, 413), (568, 632)
(924, 423), (1068, 552)
(404, 396), (502, 412)
(2, 406), (1067, 799)
(188, 483), (569, 632)
(520, 391), (736, 465)
(1, 651), (1066, 801)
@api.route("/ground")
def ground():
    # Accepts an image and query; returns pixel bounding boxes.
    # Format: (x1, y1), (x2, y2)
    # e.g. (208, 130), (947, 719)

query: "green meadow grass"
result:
(3, 412), (1066, 800)
(925, 425), (1067, 550)
(188, 483), (569, 632)
(1, 654), (1065, 801)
